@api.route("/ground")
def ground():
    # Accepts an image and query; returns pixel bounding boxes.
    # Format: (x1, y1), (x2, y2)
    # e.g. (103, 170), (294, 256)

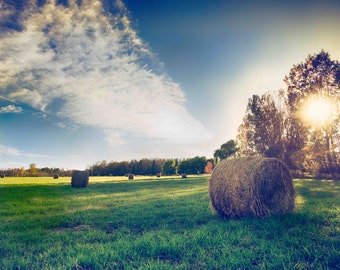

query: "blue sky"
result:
(0, 0), (339, 169)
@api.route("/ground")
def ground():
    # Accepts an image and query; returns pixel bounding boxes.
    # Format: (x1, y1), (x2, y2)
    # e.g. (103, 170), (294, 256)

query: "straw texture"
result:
(209, 157), (295, 218)
(71, 170), (89, 188)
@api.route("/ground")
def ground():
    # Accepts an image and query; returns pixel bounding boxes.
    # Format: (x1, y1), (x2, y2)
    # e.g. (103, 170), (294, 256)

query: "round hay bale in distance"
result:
(181, 174), (187, 178)
(209, 157), (295, 218)
(1, 174), (5, 178)
(53, 174), (59, 179)
(128, 174), (134, 180)
(71, 170), (89, 188)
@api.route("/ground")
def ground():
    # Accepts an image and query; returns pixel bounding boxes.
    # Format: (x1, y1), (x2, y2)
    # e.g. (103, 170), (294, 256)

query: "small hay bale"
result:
(53, 174), (59, 179)
(181, 174), (187, 178)
(156, 173), (161, 178)
(209, 157), (295, 218)
(128, 174), (134, 180)
(1, 174), (5, 178)
(71, 170), (89, 188)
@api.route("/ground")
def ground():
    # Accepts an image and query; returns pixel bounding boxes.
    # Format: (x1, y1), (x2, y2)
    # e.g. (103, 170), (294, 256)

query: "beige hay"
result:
(71, 170), (89, 188)
(209, 157), (295, 218)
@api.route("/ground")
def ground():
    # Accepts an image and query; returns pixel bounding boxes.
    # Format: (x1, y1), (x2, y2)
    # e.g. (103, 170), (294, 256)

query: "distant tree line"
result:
(0, 163), (73, 177)
(0, 157), (214, 178)
(88, 159), (165, 176)
(160, 157), (214, 176)
(88, 157), (214, 177)
(0, 157), (214, 177)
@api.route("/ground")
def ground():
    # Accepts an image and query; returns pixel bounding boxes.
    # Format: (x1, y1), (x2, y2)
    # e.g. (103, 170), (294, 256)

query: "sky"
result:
(0, 0), (339, 170)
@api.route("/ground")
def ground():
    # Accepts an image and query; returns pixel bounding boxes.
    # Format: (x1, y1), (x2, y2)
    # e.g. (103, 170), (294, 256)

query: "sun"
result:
(301, 96), (335, 128)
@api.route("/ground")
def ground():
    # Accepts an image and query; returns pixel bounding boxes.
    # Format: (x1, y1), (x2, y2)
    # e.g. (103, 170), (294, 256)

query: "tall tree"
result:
(29, 163), (38, 176)
(214, 140), (239, 162)
(237, 92), (285, 159)
(237, 51), (340, 175)
(151, 159), (164, 175)
(285, 50), (340, 109)
(161, 160), (177, 176)
(284, 50), (340, 174)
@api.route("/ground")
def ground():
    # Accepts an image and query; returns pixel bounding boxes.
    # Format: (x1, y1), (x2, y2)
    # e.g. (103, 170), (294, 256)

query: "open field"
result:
(0, 176), (339, 269)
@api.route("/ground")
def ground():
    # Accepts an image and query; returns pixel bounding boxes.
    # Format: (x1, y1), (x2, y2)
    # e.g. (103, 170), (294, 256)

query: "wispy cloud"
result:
(0, 0), (211, 146)
(0, 104), (22, 113)
(0, 145), (48, 158)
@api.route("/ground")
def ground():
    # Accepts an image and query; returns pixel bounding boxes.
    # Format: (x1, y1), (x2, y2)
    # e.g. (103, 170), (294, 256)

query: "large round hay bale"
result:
(71, 170), (89, 188)
(209, 157), (295, 218)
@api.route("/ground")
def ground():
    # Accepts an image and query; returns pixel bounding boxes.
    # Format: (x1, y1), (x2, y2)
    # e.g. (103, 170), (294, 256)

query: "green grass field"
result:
(0, 176), (339, 269)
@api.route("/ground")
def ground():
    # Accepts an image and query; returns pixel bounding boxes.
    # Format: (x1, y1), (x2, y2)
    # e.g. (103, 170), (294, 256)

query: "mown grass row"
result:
(0, 176), (339, 269)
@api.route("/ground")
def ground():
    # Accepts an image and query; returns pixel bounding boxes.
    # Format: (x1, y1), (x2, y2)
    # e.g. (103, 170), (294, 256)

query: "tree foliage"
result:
(89, 157), (210, 177)
(0, 166), (73, 177)
(284, 50), (340, 174)
(204, 160), (214, 174)
(285, 51), (340, 171)
(89, 158), (165, 176)
(237, 92), (285, 159)
(214, 140), (239, 162)
(29, 163), (38, 176)
(237, 51), (340, 177)
(161, 159), (177, 176)
(177, 156), (207, 175)
(285, 50), (340, 110)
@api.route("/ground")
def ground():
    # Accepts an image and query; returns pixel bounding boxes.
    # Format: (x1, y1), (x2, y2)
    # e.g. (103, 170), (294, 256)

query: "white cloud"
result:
(104, 130), (128, 146)
(0, 0), (211, 145)
(0, 145), (48, 158)
(0, 104), (23, 113)
(55, 122), (66, 128)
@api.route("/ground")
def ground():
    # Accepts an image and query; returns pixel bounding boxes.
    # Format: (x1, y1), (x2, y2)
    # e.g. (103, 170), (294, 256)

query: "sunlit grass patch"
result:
(0, 174), (202, 185)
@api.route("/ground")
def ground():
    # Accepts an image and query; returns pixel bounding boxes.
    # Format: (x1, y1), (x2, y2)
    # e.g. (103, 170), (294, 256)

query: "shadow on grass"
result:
(0, 177), (211, 233)
(0, 177), (207, 200)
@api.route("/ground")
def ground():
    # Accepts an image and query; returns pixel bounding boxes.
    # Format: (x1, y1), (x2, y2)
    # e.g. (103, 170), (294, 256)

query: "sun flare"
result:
(301, 96), (335, 127)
